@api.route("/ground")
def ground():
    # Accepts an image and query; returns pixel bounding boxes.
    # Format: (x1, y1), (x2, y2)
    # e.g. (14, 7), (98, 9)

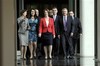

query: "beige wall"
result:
(97, 0), (100, 60)
(0, 0), (16, 66)
(0, 0), (2, 65)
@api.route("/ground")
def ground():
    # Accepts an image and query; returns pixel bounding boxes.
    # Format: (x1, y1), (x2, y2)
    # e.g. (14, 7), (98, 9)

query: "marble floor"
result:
(17, 56), (100, 66)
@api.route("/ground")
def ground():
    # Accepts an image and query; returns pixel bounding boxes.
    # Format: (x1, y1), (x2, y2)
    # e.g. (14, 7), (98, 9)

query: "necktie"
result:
(63, 16), (67, 31)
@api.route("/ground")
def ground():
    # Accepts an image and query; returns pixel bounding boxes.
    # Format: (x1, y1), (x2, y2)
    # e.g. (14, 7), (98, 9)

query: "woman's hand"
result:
(53, 35), (55, 38)
(38, 33), (41, 37)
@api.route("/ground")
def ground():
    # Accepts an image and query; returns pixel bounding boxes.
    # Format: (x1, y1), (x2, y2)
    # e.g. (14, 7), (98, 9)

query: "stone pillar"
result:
(80, 0), (95, 57)
(0, 0), (16, 66)
(68, 0), (74, 11)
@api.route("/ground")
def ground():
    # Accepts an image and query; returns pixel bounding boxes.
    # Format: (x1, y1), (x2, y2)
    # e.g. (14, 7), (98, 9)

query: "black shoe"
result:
(30, 57), (33, 60)
(63, 56), (66, 60)
(34, 56), (37, 59)
(48, 57), (52, 60)
(66, 56), (70, 59)
(69, 56), (74, 59)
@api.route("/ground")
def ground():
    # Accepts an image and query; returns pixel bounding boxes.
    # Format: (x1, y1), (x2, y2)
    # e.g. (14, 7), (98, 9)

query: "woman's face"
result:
(23, 11), (27, 16)
(44, 10), (49, 17)
(31, 10), (35, 16)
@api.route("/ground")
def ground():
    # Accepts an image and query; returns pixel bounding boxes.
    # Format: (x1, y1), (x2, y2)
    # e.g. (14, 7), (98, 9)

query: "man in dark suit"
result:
(51, 7), (61, 59)
(35, 9), (43, 59)
(49, 10), (53, 17)
(60, 8), (74, 59)
(69, 11), (82, 55)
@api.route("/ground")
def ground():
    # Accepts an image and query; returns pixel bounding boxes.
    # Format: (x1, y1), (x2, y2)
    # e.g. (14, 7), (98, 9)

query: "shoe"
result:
(45, 57), (48, 60)
(63, 56), (66, 60)
(48, 57), (52, 60)
(30, 57), (33, 60)
(34, 56), (37, 59)
(69, 56), (74, 59)
(48, 56), (52, 60)
(24, 57), (26, 60)
(66, 56), (70, 59)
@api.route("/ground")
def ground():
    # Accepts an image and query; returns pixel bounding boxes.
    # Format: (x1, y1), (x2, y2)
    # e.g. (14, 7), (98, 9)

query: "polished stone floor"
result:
(17, 56), (100, 66)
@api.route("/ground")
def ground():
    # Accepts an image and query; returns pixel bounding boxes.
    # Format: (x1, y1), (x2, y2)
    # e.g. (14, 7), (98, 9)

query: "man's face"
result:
(49, 10), (53, 16)
(52, 8), (58, 15)
(69, 11), (74, 16)
(62, 9), (68, 16)
(35, 10), (39, 16)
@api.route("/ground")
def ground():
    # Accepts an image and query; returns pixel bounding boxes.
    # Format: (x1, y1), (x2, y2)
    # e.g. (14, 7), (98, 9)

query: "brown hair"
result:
(43, 8), (49, 13)
(20, 9), (27, 16)
(52, 7), (58, 10)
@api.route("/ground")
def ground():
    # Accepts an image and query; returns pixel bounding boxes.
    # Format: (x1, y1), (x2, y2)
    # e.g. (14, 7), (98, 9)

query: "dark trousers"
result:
(61, 32), (74, 57)
(72, 38), (80, 55)
(53, 36), (60, 57)
(37, 37), (44, 58)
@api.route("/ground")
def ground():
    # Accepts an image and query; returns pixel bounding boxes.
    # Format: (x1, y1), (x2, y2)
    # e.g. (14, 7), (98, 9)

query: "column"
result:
(68, 0), (74, 11)
(80, 0), (95, 57)
(0, 0), (16, 66)
(17, 0), (24, 16)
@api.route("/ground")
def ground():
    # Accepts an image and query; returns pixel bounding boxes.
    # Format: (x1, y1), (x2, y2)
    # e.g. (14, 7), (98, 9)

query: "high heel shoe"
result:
(45, 57), (48, 60)
(34, 56), (36, 59)
(30, 56), (33, 60)
(24, 57), (26, 60)
(48, 56), (52, 60)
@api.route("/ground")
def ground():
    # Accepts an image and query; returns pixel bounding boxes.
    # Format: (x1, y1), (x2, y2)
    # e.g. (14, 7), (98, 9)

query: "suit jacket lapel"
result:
(43, 18), (47, 27)
(44, 17), (50, 27)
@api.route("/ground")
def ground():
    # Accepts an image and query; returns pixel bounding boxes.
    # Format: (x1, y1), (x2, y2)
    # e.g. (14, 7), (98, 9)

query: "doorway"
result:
(16, 0), (80, 56)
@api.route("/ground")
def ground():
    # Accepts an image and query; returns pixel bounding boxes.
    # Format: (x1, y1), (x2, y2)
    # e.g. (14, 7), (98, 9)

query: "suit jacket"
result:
(36, 16), (41, 34)
(17, 16), (29, 34)
(51, 15), (61, 35)
(39, 17), (55, 35)
(59, 16), (74, 36)
(72, 17), (82, 39)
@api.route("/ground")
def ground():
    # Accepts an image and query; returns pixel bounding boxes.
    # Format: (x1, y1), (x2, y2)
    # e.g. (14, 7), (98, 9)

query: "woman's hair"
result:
(31, 8), (35, 12)
(20, 9), (27, 16)
(43, 8), (49, 13)
(31, 8), (36, 18)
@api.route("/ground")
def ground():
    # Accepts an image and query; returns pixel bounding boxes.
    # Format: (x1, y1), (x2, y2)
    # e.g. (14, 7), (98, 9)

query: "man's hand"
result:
(58, 35), (60, 39)
(71, 33), (74, 36)
(80, 33), (82, 36)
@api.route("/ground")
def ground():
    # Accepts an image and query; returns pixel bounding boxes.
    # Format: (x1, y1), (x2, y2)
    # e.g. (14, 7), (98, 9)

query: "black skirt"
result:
(41, 32), (53, 46)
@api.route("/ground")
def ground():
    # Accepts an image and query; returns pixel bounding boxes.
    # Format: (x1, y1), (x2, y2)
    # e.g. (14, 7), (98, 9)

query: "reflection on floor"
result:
(17, 56), (100, 66)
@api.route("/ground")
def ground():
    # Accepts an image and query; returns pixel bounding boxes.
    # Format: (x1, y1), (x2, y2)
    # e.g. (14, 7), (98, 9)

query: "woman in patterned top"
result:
(28, 8), (38, 59)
